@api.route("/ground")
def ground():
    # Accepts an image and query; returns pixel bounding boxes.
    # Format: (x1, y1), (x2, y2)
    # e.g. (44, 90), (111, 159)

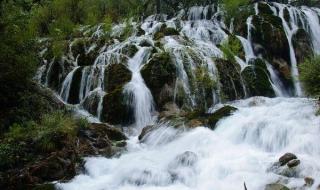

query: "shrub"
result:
(299, 56), (320, 97)
(220, 36), (242, 63)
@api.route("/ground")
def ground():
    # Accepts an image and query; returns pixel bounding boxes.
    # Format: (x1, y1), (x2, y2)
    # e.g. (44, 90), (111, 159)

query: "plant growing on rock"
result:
(299, 56), (320, 97)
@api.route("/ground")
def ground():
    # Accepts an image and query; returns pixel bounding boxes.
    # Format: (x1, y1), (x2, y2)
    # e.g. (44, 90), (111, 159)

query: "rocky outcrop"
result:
(0, 123), (127, 190)
(292, 29), (313, 65)
(154, 24), (180, 40)
(215, 58), (246, 101)
(141, 52), (177, 110)
(267, 153), (301, 178)
(242, 58), (275, 97)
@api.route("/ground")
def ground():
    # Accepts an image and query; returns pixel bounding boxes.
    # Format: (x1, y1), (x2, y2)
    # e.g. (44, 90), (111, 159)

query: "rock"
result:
(242, 58), (276, 97)
(81, 90), (101, 116)
(304, 177), (314, 187)
(139, 39), (153, 47)
(121, 44), (138, 57)
(251, 13), (293, 89)
(215, 58), (246, 101)
(89, 123), (127, 141)
(207, 105), (238, 129)
(279, 153), (297, 166)
(187, 119), (204, 128)
(104, 63), (132, 92)
(46, 58), (65, 92)
(101, 88), (134, 125)
(138, 125), (158, 142)
(292, 29), (313, 65)
(141, 52), (176, 110)
(71, 38), (98, 66)
(154, 24), (180, 40)
(68, 67), (83, 104)
(265, 183), (290, 190)
(287, 159), (300, 168)
(159, 102), (182, 119)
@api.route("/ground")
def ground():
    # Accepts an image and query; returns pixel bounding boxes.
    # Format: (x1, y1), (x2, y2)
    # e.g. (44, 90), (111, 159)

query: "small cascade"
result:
(60, 66), (80, 102)
(123, 47), (155, 129)
(266, 63), (287, 97)
(273, 3), (303, 96)
(301, 7), (320, 54)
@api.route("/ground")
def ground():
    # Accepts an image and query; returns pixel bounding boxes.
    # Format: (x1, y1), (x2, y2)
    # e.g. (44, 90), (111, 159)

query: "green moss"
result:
(242, 59), (275, 97)
(141, 52), (176, 109)
(104, 64), (132, 92)
(220, 35), (244, 62)
(154, 24), (179, 40)
(299, 56), (320, 97)
(215, 58), (245, 101)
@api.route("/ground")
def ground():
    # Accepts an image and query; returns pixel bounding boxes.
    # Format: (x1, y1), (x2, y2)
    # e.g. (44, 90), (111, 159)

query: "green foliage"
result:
(220, 0), (249, 22)
(299, 56), (320, 97)
(220, 36), (242, 63)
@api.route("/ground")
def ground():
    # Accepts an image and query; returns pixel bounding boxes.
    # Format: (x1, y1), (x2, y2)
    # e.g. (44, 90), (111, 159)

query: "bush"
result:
(220, 0), (249, 22)
(220, 36), (242, 63)
(299, 56), (320, 97)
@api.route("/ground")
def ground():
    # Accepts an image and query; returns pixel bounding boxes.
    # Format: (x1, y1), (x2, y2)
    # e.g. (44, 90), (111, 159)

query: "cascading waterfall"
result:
(34, 2), (320, 189)
(123, 47), (155, 130)
(274, 3), (303, 96)
(58, 97), (320, 190)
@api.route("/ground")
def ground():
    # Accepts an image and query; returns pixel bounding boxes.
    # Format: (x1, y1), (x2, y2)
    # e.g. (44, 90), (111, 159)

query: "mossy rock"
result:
(292, 29), (313, 65)
(242, 59), (275, 97)
(104, 64), (132, 92)
(251, 14), (289, 61)
(68, 67), (83, 104)
(46, 59), (65, 92)
(257, 2), (274, 15)
(101, 88), (134, 125)
(121, 44), (138, 57)
(71, 38), (98, 66)
(207, 105), (238, 129)
(264, 183), (290, 190)
(233, 6), (254, 37)
(154, 24), (180, 40)
(141, 52), (176, 110)
(215, 58), (246, 101)
(81, 91), (101, 116)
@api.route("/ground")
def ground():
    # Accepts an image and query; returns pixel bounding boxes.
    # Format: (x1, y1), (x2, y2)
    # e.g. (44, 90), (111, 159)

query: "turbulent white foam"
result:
(57, 97), (320, 190)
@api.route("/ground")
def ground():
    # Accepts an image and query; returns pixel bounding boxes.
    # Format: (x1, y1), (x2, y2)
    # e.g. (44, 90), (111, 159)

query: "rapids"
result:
(57, 97), (320, 190)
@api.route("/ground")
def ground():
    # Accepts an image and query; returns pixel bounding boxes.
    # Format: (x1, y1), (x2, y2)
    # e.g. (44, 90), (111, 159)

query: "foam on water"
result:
(57, 97), (320, 190)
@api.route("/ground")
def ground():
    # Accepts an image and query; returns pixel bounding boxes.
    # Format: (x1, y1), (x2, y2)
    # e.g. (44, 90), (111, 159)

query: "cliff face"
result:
(37, 1), (320, 126)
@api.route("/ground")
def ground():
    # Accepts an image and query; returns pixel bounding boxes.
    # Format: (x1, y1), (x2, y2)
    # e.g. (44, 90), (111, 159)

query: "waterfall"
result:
(274, 3), (303, 96)
(57, 97), (320, 190)
(123, 47), (155, 129)
(301, 7), (320, 54)
(60, 66), (80, 102)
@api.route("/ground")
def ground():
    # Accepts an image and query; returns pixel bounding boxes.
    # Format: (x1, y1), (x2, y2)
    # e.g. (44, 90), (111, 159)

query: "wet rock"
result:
(304, 177), (314, 187)
(251, 13), (292, 88)
(71, 38), (98, 66)
(81, 90), (101, 116)
(159, 102), (183, 119)
(265, 183), (290, 190)
(101, 88), (134, 125)
(287, 159), (300, 168)
(89, 123), (127, 141)
(68, 67), (83, 104)
(121, 44), (138, 57)
(279, 153), (297, 166)
(104, 63), (132, 92)
(207, 105), (238, 129)
(154, 24), (180, 40)
(141, 52), (176, 110)
(139, 39), (153, 47)
(215, 58), (246, 101)
(139, 125), (158, 142)
(242, 58), (275, 97)
(292, 29), (313, 65)
(46, 58), (65, 92)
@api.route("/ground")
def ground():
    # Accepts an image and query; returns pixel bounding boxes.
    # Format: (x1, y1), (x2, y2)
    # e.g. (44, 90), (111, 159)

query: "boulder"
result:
(154, 24), (180, 40)
(104, 63), (132, 92)
(265, 183), (290, 190)
(71, 38), (98, 66)
(304, 177), (315, 187)
(68, 67), (83, 104)
(207, 105), (238, 129)
(292, 29), (313, 65)
(279, 153), (297, 166)
(242, 58), (275, 97)
(215, 58), (246, 101)
(138, 125), (158, 142)
(286, 159), (300, 168)
(141, 52), (176, 110)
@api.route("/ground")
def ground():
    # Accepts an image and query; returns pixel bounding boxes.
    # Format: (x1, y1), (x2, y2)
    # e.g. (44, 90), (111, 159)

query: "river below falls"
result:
(58, 97), (320, 190)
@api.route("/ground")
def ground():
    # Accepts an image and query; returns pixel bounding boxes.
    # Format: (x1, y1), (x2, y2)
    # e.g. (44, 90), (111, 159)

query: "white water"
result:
(60, 66), (80, 102)
(58, 97), (320, 190)
(123, 47), (155, 130)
